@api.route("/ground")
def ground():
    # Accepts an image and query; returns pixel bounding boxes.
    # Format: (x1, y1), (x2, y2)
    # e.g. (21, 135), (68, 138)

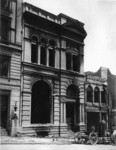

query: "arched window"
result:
(31, 36), (38, 63)
(40, 37), (47, 45)
(87, 85), (93, 102)
(66, 85), (79, 99)
(40, 37), (47, 65)
(48, 39), (56, 67)
(101, 87), (107, 103)
(31, 80), (51, 124)
(94, 87), (100, 103)
(49, 39), (56, 47)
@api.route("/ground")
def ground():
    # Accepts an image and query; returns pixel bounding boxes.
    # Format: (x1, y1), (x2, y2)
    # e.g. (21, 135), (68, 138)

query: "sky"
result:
(24, 0), (116, 74)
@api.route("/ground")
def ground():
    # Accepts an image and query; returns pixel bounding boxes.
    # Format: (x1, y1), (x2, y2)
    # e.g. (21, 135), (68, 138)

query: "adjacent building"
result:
(86, 67), (116, 133)
(0, 0), (22, 135)
(85, 71), (111, 134)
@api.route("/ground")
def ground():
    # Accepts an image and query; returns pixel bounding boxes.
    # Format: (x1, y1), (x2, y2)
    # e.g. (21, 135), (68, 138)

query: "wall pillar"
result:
(38, 45), (40, 64)
(64, 103), (66, 123)
(78, 84), (86, 131)
(47, 47), (49, 66)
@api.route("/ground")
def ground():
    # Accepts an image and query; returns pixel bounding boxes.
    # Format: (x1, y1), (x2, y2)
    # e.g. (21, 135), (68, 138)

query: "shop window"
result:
(94, 87), (100, 103)
(87, 85), (93, 102)
(49, 48), (55, 67)
(101, 87), (106, 103)
(31, 36), (38, 63)
(40, 45), (46, 65)
(0, 18), (10, 41)
(66, 53), (71, 70)
(0, 55), (10, 77)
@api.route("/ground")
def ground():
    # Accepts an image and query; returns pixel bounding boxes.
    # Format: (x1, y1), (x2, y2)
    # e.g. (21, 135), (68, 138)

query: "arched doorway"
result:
(31, 80), (51, 124)
(66, 85), (79, 131)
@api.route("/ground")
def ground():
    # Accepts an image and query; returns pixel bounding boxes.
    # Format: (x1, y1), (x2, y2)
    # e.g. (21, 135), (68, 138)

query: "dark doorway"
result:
(0, 95), (8, 128)
(66, 103), (74, 131)
(31, 80), (51, 124)
(87, 112), (99, 132)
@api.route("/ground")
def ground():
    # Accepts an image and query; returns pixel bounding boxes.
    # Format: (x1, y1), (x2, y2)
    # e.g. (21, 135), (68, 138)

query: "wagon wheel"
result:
(89, 132), (98, 145)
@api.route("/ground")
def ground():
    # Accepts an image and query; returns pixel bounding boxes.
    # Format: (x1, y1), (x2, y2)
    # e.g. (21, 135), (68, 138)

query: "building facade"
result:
(89, 67), (116, 133)
(0, 0), (22, 135)
(20, 2), (87, 137)
(85, 74), (111, 134)
(0, 0), (112, 137)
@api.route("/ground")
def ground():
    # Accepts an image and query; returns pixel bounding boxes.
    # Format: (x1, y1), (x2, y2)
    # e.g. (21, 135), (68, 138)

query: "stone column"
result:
(61, 103), (63, 123)
(53, 96), (60, 125)
(78, 84), (86, 131)
(38, 45), (40, 64)
(63, 103), (66, 123)
(47, 47), (49, 66)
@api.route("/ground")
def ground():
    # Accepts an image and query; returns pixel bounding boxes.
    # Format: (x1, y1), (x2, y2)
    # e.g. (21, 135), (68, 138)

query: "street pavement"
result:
(1, 144), (116, 150)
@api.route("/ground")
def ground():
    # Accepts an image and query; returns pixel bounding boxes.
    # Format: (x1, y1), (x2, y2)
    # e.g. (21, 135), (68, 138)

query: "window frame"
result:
(87, 85), (93, 103)
(49, 47), (55, 67)
(31, 36), (38, 64)
(94, 87), (100, 103)
(0, 54), (11, 78)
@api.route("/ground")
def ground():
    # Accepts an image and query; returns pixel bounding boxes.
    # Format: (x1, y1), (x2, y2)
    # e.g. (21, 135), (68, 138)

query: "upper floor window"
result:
(101, 87), (107, 103)
(49, 39), (56, 47)
(49, 48), (55, 67)
(94, 87), (100, 103)
(66, 53), (80, 72)
(87, 85), (93, 102)
(66, 53), (71, 70)
(48, 40), (56, 67)
(40, 45), (46, 65)
(0, 54), (10, 77)
(31, 36), (38, 63)
(0, 17), (10, 42)
(66, 41), (80, 51)
(73, 55), (80, 72)
(66, 85), (79, 99)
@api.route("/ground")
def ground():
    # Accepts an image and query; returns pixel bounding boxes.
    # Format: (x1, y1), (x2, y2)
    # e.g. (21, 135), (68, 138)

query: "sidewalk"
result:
(0, 136), (74, 144)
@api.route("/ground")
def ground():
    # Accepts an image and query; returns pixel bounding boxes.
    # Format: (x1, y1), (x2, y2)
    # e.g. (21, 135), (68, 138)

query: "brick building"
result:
(85, 72), (111, 134)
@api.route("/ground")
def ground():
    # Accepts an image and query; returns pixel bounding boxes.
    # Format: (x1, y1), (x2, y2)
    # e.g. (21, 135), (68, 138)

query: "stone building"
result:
(20, 2), (87, 137)
(0, 0), (22, 135)
(0, 0), (112, 137)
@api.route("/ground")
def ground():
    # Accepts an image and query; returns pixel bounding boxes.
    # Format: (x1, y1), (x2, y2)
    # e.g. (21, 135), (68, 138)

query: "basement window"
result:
(49, 48), (55, 67)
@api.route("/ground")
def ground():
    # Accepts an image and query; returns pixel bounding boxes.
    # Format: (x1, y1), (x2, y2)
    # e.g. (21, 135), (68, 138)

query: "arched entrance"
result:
(31, 80), (51, 124)
(66, 85), (79, 131)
